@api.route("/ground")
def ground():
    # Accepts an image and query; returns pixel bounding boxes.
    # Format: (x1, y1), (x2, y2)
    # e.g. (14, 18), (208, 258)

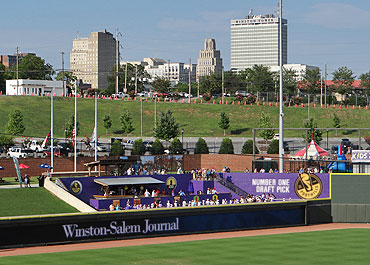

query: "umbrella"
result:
(18, 164), (29, 169)
(39, 163), (51, 169)
(0, 166), (4, 170)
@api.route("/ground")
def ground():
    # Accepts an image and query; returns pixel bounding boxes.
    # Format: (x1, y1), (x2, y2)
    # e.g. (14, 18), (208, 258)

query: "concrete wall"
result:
(44, 177), (96, 213)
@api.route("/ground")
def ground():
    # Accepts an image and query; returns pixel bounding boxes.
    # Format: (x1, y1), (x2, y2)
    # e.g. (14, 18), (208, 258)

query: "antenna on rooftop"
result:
(249, 9), (253, 17)
(275, 2), (280, 17)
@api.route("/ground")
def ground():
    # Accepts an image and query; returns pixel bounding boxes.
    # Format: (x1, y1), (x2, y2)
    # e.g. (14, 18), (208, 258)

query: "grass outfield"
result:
(0, 96), (369, 138)
(1, 229), (370, 264)
(0, 188), (78, 217)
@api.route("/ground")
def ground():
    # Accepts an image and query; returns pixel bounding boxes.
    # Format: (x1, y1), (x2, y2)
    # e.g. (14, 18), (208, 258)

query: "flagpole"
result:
(94, 91), (97, 167)
(51, 88), (54, 173)
(74, 83), (77, 172)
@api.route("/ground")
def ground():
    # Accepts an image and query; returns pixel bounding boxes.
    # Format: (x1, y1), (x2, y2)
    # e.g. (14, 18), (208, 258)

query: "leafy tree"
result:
(219, 112), (230, 136)
(152, 77), (171, 93)
(132, 139), (146, 155)
(103, 115), (112, 134)
(5, 110), (26, 135)
(199, 72), (221, 95)
(246, 65), (275, 93)
(302, 68), (321, 95)
(218, 138), (234, 154)
(0, 63), (5, 94)
(110, 140), (124, 156)
(275, 68), (298, 96)
(64, 115), (80, 139)
(267, 140), (279, 154)
(0, 135), (14, 152)
(359, 71), (370, 105)
(154, 110), (179, 141)
(194, 138), (209, 154)
(150, 139), (165, 155)
(120, 111), (134, 136)
(224, 70), (248, 94)
(303, 118), (323, 144)
(332, 66), (355, 96)
(259, 113), (274, 142)
(105, 63), (149, 96)
(333, 113), (341, 128)
(56, 71), (77, 93)
(11, 54), (55, 80)
(241, 140), (259, 154)
(169, 138), (184, 154)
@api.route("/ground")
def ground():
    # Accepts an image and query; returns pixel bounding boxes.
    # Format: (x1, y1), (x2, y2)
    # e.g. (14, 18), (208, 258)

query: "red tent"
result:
(292, 140), (330, 159)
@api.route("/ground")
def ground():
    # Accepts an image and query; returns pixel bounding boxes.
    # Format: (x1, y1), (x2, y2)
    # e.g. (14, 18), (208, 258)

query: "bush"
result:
(202, 93), (211, 102)
(110, 140), (124, 156)
(267, 140), (279, 154)
(195, 138), (209, 154)
(132, 139), (146, 155)
(169, 138), (184, 154)
(150, 139), (165, 155)
(236, 94), (244, 102)
(0, 135), (14, 152)
(364, 136), (370, 145)
(245, 94), (256, 104)
(241, 140), (259, 154)
(218, 138), (234, 154)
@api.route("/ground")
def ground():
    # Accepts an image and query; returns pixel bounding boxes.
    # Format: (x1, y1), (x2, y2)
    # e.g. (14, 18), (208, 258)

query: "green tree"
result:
(110, 140), (124, 156)
(359, 71), (370, 105)
(64, 115), (80, 139)
(246, 64), (275, 93)
(199, 72), (222, 95)
(241, 140), (259, 154)
(55, 71), (77, 93)
(152, 77), (171, 93)
(103, 115), (112, 134)
(218, 138), (234, 154)
(274, 68), (298, 96)
(154, 110), (179, 141)
(120, 111), (134, 136)
(0, 135), (14, 151)
(303, 118), (323, 144)
(219, 112), (230, 136)
(132, 139), (146, 155)
(150, 139), (165, 155)
(169, 138), (184, 154)
(267, 140), (279, 154)
(13, 54), (54, 80)
(5, 110), (26, 135)
(259, 113), (275, 142)
(333, 113), (341, 128)
(194, 138), (209, 154)
(0, 63), (5, 94)
(302, 68), (321, 95)
(332, 66), (355, 96)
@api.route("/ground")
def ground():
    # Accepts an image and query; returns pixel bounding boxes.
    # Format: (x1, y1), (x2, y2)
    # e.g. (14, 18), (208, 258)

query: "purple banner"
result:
(221, 173), (330, 200)
(352, 150), (370, 162)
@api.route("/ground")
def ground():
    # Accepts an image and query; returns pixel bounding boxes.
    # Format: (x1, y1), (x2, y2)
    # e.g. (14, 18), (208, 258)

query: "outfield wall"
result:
(331, 173), (370, 223)
(0, 201), (317, 248)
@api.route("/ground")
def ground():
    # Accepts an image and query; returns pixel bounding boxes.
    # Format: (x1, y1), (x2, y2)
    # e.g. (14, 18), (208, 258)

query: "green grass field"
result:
(0, 188), (78, 217)
(0, 229), (369, 264)
(0, 96), (369, 139)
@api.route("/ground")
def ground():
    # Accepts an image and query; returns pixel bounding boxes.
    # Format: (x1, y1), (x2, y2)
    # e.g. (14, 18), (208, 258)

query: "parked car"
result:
(43, 147), (69, 157)
(7, 147), (34, 158)
(89, 142), (108, 152)
(122, 139), (135, 150)
(143, 140), (153, 151)
(57, 142), (72, 151)
(27, 140), (45, 152)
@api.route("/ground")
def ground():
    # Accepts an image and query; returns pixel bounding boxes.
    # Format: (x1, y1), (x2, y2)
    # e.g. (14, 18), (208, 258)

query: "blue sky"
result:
(2, 0), (370, 78)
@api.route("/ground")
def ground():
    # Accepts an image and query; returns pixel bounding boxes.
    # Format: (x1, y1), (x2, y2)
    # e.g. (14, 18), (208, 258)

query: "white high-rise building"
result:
(196, 38), (223, 80)
(269, 64), (319, 81)
(230, 13), (287, 71)
(70, 29), (116, 90)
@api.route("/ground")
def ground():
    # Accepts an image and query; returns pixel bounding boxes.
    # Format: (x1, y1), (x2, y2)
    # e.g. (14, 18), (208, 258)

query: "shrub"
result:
(267, 140), (279, 154)
(194, 138), (209, 154)
(132, 139), (146, 155)
(241, 140), (259, 154)
(245, 94), (256, 104)
(110, 140), (124, 156)
(218, 138), (234, 154)
(236, 94), (244, 102)
(150, 139), (165, 155)
(169, 138), (184, 154)
(202, 93), (211, 102)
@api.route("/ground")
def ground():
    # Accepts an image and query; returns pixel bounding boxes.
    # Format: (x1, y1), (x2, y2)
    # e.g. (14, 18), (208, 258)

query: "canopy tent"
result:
(94, 177), (164, 187)
(291, 140), (330, 159)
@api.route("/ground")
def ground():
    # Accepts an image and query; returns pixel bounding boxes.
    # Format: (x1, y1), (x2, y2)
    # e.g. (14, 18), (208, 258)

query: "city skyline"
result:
(2, 0), (370, 78)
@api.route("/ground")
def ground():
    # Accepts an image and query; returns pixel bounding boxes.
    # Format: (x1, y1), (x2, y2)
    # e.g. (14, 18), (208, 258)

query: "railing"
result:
(216, 174), (248, 197)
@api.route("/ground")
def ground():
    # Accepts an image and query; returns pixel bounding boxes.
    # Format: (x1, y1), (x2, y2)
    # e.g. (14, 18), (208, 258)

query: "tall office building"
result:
(230, 12), (287, 71)
(196, 38), (223, 80)
(70, 29), (116, 90)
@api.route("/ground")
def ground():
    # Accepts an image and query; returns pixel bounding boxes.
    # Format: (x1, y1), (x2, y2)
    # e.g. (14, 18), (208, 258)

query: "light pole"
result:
(181, 128), (184, 144)
(64, 128), (67, 143)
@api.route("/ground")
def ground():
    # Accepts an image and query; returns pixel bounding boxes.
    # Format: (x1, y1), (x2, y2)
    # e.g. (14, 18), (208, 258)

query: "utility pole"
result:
(324, 64), (327, 106)
(115, 28), (119, 95)
(61, 52), (65, 96)
(188, 58), (191, 103)
(154, 97), (157, 129)
(51, 88), (54, 172)
(167, 59), (170, 81)
(320, 72), (323, 107)
(222, 67), (225, 104)
(124, 62), (128, 93)
(278, 0), (284, 173)
(16, 47), (19, 96)
(140, 98), (143, 137)
(135, 64), (138, 94)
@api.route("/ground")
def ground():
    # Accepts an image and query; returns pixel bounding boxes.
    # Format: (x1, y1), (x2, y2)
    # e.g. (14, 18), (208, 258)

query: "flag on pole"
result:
(72, 128), (76, 146)
(90, 126), (96, 144)
(41, 131), (51, 148)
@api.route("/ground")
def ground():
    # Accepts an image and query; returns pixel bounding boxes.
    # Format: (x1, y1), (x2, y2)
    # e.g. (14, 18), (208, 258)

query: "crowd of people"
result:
(108, 192), (277, 211)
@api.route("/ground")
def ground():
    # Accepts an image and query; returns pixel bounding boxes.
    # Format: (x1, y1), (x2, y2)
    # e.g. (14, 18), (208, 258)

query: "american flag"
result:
(72, 128), (76, 146)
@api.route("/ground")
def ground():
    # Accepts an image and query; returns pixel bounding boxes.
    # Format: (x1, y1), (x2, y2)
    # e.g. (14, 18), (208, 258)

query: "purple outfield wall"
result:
(221, 173), (330, 200)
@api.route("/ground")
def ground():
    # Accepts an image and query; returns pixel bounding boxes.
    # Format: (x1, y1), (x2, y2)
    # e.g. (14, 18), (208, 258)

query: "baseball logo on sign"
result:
(166, 177), (177, 190)
(295, 173), (322, 200)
